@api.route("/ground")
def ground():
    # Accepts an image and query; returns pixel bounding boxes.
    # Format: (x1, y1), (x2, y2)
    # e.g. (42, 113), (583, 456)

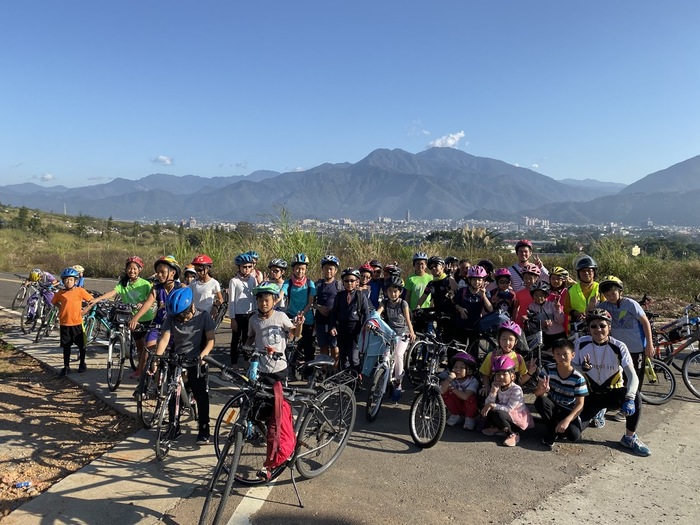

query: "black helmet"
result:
(476, 259), (494, 274)
(384, 275), (404, 289)
(444, 256), (458, 266)
(529, 281), (550, 297)
(427, 256), (444, 268)
(575, 255), (597, 271)
(586, 308), (612, 324)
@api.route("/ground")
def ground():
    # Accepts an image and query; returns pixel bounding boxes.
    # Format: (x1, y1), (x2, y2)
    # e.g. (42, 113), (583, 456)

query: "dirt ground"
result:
(0, 315), (140, 518)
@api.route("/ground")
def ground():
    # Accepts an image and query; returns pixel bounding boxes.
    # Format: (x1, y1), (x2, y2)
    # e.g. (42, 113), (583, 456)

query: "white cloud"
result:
(293, 167), (304, 172)
(514, 163), (520, 168)
(428, 130), (466, 148)
(531, 163), (540, 169)
(40, 173), (54, 182)
(152, 155), (174, 166)
(408, 119), (431, 137)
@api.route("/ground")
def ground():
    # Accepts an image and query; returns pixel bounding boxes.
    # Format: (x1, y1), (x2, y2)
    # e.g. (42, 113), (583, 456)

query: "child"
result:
(314, 255), (342, 367)
(245, 250), (265, 285)
(87, 256), (154, 378)
(404, 252), (432, 310)
(488, 268), (519, 321)
(376, 275), (416, 401)
(71, 265), (85, 287)
(190, 254), (224, 319)
(330, 268), (371, 374)
(440, 351), (479, 430)
(183, 265), (197, 286)
(51, 267), (94, 376)
(227, 253), (258, 366)
(534, 338), (588, 449)
(548, 266), (571, 335)
(479, 321), (536, 396)
(368, 259), (384, 309)
(358, 263), (374, 303)
(526, 281), (566, 350)
(514, 263), (541, 329)
(282, 253), (317, 362)
(481, 355), (534, 446)
(416, 256), (458, 341)
(246, 282), (297, 383)
(266, 258), (288, 310)
(454, 265), (493, 349)
(454, 258), (472, 289)
(154, 287), (215, 445)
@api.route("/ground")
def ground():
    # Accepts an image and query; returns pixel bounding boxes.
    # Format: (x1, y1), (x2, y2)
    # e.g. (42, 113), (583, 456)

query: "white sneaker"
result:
(447, 414), (464, 427)
(463, 417), (476, 430)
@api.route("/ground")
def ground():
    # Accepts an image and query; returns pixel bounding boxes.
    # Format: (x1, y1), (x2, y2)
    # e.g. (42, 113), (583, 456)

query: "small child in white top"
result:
(440, 351), (480, 430)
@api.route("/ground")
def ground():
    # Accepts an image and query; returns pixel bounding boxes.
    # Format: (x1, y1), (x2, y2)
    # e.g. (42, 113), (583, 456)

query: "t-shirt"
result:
(572, 335), (631, 393)
(424, 276), (454, 313)
(115, 277), (154, 322)
(315, 279), (343, 324)
(282, 279), (317, 325)
(599, 297), (647, 354)
(489, 288), (518, 317)
(381, 298), (409, 334)
(369, 280), (382, 309)
(190, 278), (221, 313)
(538, 363), (588, 409)
(228, 274), (256, 317)
(447, 375), (479, 394)
(455, 287), (486, 330)
(514, 288), (533, 328)
(52, 287), (94, 326)
(162, 309), (215, 357)
(479, 350), (527, 378)
(405, 273), (432, 310)
(247, 311), (295, 374)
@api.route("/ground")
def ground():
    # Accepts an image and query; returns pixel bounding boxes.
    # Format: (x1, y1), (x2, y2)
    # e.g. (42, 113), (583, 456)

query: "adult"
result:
(509, 239), (549, 292)
(563, 255), (600, 326)
(404, 252), (432, 310)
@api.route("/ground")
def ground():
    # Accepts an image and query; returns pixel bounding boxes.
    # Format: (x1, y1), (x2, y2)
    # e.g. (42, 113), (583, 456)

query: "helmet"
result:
(498, 320), (522, 338)
(60, 267), (80, 279)
(587, 308), (612, 324)
(191, 254), (213, 266)
(515, 239), (533, 252)
(550, 266), (569, 279)
(154, 255), (181, 279)
(412, 252), (428, 262)
(246, 250), (260, 260)
(451, 351), (477, 369)
(268, 258), (288, 270)
(184, 264), (197, 276)
(530, 281), (551, 297)
(444, 256), (458, 266)
(320, 254), (340, 267)
(494, 268), (512, 280)
(384, 263), (402, 276)
(476, 259), (494, 274)
(427, 256), (444, 268)
(292, 253), (309, 266)
(72, 265), (84, 273)
(467, 265), (487, 278)
(126, 256), (144, 269)
(522, 263), (541, 276)
(599, 275), (624, 292)
(253, 281), (281, 297)
(492, 355), (517, 372)
(369, 259), (383, 269)
(234, 253), (254, 266)
(341, 268), (361, 279)
(575, 255), (598, 272)
(166, 287), (193, 316)
(358, 263), (374, 274)
(29, 269), (42, 282)
(384, 275), (404, 289)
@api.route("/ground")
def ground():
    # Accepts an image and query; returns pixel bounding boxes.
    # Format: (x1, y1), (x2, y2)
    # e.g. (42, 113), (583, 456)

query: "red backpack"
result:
(264, 381), (296, 474)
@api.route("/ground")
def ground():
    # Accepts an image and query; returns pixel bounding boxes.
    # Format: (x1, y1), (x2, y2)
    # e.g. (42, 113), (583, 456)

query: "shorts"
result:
(60, 325), (85, 347)
(315, 323), (337, 348)
(146, 325), (161, 347)
(132, 320), (152, 341)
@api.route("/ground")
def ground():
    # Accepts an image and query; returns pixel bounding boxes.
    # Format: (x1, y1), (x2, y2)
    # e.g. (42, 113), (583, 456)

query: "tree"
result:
(75, 213), (88, 238)
(131, 221), (141, 238)
(16, 206), (29, 230)
(105, 216), (113, 240)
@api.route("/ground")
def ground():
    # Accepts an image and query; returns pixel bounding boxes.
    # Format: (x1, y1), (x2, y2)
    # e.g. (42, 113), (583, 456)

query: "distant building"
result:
(406, 209), (411, 223)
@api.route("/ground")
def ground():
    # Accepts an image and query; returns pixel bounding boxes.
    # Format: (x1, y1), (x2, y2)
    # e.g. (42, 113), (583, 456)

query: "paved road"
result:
(1, 272), (699, 525)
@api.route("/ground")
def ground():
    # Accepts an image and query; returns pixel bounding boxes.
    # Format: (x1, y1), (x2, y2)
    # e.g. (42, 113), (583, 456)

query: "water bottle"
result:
(15, 481), (32, 489)
(249, 359), (259, 381)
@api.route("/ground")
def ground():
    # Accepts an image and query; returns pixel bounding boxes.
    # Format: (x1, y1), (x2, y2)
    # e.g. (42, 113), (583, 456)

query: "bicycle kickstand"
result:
(289, 465), (305, 508)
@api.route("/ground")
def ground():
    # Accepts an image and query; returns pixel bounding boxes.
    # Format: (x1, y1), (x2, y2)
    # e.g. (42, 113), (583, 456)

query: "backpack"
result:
(264, 381), (296, 473)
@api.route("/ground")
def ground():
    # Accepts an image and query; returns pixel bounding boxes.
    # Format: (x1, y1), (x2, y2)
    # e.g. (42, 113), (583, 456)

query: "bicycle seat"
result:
(306, 355), (334, 368)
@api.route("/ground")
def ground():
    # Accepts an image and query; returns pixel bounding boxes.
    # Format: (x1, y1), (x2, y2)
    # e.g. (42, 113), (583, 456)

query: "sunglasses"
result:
(589, 323), (608, 330)
(269, 268), (282, 273)
(195, 267), (207, 272)
(240, 265), (254, 269)
(497, 279), (510, 284)
(343, 279), (358, 284)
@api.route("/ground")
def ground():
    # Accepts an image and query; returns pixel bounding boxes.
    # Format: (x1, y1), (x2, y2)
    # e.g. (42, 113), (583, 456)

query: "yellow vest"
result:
(569, 281), (600, 313)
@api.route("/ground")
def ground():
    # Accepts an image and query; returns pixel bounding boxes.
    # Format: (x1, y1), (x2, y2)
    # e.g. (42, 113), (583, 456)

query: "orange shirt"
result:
(52, 287), (94, 326)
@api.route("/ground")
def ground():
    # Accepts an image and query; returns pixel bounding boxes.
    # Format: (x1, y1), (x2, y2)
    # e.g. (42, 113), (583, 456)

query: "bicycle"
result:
(640, 356), (676, 405)
(21, 283), (56, 335)
(11, 274), (35, 310)
(647, 296), (700, 373)
(106, 301), (138, 391)
(84, 296), (113, 344)
(212, 289), (229, 331)
(154, 353), (201, 460)
(363, 318), (406, 422)
(199, 354), (356, 524)
(34, 303), (60, 343)
(404, 310), (453, 387)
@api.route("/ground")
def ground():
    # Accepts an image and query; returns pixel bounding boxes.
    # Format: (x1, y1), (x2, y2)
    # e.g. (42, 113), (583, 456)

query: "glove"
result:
(620, 398), (636, 416)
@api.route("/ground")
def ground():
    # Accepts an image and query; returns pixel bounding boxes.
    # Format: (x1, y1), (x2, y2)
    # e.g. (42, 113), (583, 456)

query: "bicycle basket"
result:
(109, 303), (133, 325)
(321, 369), (358, 391)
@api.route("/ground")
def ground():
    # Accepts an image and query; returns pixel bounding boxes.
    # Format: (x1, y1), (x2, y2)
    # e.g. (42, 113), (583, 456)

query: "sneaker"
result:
(59, 366), (71, 377)
(591, 408), (607, 428)
(196, 434), (211, 445)
(463, 417), (476, 431)
(620, 433), (651, 457)
(611, 410), (626, 422)
(503, 433), (520, 447)
(542, 436), (555, 450)
(482, 426), (502, 436)
(129, 370), (140, 380)
(78, 362), (87, 373)
(447, 414), (464, 427)
(390, 388), (402, 403)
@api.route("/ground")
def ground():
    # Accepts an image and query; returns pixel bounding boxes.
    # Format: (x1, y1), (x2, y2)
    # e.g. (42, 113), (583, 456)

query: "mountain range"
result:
(2, 148), (700, 226)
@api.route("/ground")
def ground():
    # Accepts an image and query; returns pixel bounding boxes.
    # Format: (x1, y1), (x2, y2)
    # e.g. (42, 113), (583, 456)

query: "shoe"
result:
(463, 417), (476, 431)
(591, 408), (607, 428)
(482, 426), (501, 436)
(59, 366), (71, 377)
(390, 388), (402, 403)
(78, 362), (87, 373)
(196, 434), (211, 445)
(620, 434), (651, 457)
(129, 370), (140, 380)
(542, 436), (555, 450)
(503, 433), (520, 447)
(447, 414), (464, 427)
(611, 410), (626, 422)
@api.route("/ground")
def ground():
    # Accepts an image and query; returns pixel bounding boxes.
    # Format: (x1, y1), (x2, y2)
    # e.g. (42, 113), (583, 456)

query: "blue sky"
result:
(3, 1), (699, 188)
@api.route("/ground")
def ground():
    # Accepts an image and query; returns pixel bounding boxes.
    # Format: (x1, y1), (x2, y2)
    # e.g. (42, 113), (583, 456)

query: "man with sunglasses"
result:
(572, 309), (651, 457)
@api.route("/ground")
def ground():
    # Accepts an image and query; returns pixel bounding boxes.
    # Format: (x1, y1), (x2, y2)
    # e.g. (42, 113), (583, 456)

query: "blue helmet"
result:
(292, 253), (309, 266)
(320, 254), (340, 267)
(60, 267), (80, 279)
(166, 287), (193, 316)
(246, 250), (260, 260)
(235, 253), (255, 266)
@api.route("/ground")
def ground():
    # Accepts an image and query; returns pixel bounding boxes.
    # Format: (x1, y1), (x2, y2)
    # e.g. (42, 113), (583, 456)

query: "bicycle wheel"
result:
(129, 337), (138, 371)
(155, 389), (177, 461)
(682, 351), (700, 399)
(36, 306), (59, 343)
(214, 393), (245, 458)
(11, 286), (28, 310)
(106, 332), (126, 392)
(404, 339), (431, 387)
(409, 387), (446, 449)
(365, 365), (388, 422)
(198, 429), (243, 525)
(640, 359), (676, 405)
(296, 384), (356, 479)
(84, 315), (98, 344)
(467, 336), (498, 364)
(136, 357), (166, 428)
(20, 302), (34, 334)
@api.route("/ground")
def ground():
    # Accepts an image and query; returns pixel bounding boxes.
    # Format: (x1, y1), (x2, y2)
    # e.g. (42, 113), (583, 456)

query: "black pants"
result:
(230, 313), (253, 365)
(299, 323), (316, 362)
(485, 409), (517, 435)
(534, 396), (582, 442)
(169, 365), (210, 435)
(337, 322), (361, 374)
(580, 388), (642, 434)
(60, 325), (86, 368)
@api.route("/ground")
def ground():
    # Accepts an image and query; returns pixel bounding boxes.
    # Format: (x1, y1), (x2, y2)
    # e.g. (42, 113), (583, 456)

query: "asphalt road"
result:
(1, 272), (698, 525)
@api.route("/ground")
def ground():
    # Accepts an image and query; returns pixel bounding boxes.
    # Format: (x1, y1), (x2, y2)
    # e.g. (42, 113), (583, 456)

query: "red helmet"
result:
(515, 239), (533, 252)
(126, 256), (144, 269)
(359, 263), (374, 274)
(522, 263), (541, 276)
(192, 254), (213, 266)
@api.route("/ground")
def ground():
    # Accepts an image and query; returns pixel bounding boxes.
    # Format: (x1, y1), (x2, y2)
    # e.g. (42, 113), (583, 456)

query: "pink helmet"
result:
(451, 351), (477, 368)
(492, 355), (517, 372)
(522, 263), (541, 276)
(494, 268), (511, 279)
(467, 265), (487, 278)
(498, 320), (522, 338)
(515, 239), (533, 252)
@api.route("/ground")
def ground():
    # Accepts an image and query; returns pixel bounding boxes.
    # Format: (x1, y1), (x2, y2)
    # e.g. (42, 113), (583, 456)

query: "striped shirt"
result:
(538, 363), (588, 409)
(485, 383), (525, 412)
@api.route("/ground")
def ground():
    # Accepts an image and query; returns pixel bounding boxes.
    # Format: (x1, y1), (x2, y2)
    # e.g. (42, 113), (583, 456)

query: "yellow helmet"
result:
(72, 265), (85, 274)
(29, 269), (42, 282)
